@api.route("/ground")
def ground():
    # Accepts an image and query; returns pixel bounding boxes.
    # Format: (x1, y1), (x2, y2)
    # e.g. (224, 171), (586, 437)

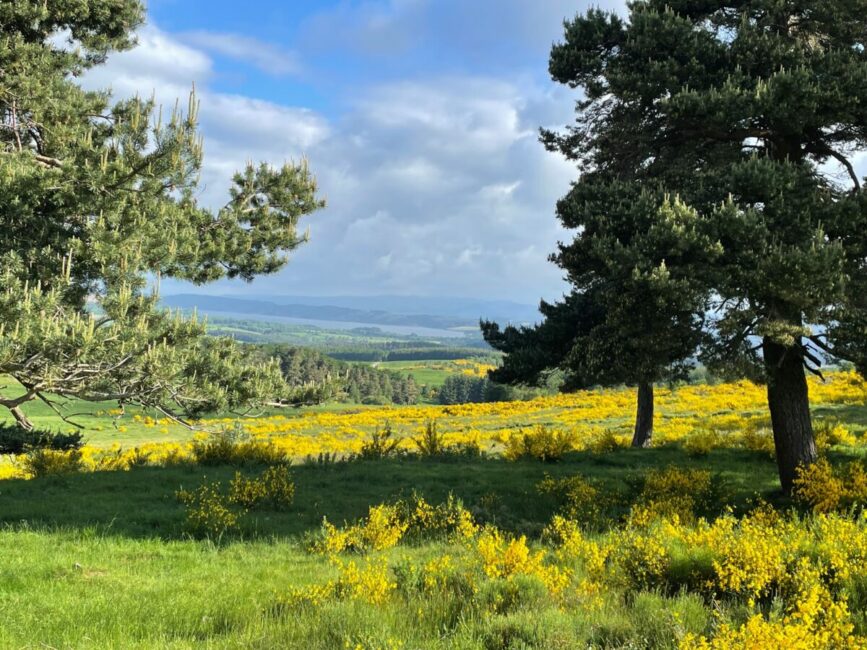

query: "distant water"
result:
(199, 310), (467, 339)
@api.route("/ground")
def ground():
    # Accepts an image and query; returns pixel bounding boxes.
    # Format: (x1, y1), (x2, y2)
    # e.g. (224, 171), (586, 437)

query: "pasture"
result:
(1, 373), (866, 648)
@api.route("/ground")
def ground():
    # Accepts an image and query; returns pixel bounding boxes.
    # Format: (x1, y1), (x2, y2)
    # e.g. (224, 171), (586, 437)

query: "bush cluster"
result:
(0, 425), (83, 455)
(503, 426), (576, 462)
(176, 465), (296, 538)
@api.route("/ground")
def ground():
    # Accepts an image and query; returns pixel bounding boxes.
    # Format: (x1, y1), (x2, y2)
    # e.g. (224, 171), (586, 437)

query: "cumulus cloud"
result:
(82, 18), (580, 302)
(83, 26), (212, 99)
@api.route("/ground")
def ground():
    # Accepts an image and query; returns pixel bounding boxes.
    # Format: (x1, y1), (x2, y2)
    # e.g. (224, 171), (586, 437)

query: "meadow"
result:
(372, 359), (499, 390)
(1, 371), (867, 648)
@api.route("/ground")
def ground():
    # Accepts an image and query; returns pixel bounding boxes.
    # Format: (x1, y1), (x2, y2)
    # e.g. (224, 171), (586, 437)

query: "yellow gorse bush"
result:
(317, 504), (408, 554)
(284, 488), (867, 647)
(794, 458), (867, 513)
(176, 481), (242, 538)
(476, 527), (571, 595)
(314, 494), (478, 555)
(639, 466), (714, 522)
(681, 559), (863, 649)
(229, 465), (295, 510)
(537, 473), (601, 523)
(2, 370), (865, 479)
(502, 425), (577, 461)
(814, 419), (859, 450)
(276, 559), (396, 609)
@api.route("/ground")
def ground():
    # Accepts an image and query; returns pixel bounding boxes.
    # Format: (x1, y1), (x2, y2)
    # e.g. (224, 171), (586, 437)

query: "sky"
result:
(79, 0), (627, 304)
(84, 1), (867, 305)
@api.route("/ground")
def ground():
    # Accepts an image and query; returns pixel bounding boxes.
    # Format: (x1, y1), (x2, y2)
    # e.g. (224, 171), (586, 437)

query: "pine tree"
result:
(0, 2), (325, 428)
(536, 1), (867, 491)
(484, 196), (718, 447)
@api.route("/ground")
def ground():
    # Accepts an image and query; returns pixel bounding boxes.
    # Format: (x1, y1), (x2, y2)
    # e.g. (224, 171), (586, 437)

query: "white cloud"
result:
(180, 31), (302, 77)
(84, 25), (212, 98)
(300, 0), (627, 62)
(83, 23), (576, 302)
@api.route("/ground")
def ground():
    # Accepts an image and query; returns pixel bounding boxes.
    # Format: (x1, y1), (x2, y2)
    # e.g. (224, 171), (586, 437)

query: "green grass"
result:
(374, 360), (455, 388)
(1, 379), (866, 648)
(0, 446), (789, 538)
(0, 445), (799, 649)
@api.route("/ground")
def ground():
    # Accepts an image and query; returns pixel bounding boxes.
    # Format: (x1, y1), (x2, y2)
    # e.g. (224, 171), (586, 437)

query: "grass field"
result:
(2, 374), (867, 648)
(0, 449), (809, 649)
(372, 360), (458, 388)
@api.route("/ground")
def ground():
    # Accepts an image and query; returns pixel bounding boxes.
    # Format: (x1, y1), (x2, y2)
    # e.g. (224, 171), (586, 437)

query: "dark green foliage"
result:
(326, 347), (493, 363)
(359, 423), (402, 460)
(437, 374), (513, 405)
(0, 425), (83, 455)
(499, 0), (867, 488)
(413, 420), (447, 457)
(274, 347), (420, 405)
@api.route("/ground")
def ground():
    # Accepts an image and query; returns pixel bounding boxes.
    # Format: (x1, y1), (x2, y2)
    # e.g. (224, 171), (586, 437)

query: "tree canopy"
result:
(0, 1), (326, 428)
(504, 0), (867, 491)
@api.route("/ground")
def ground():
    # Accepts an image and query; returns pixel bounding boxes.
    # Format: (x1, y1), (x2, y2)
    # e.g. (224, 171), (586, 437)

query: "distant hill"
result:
(160, 294), (540, 331)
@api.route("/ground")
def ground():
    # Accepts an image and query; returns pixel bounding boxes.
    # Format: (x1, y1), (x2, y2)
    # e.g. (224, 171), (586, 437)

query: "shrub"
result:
(176, 481), (242, 538)
(737, 424), (776, 456)
(276, 559), (396, 610)
(588, 429), (628, 454)
(682, 428), (724, 456)
(476, 528), (570, 595)
(229, 465), (295, 510)
(314, 504), (409, 554)
(609, 520), (671, 591)
(18, 448), (84, 478)
(399, 492), (479, 541)
(190, 426), (287, 466)
(358, 422), (402, 460)
(478, 575), (550, 615)
(794, 459), (867, 513)
(90, 447), (153, 472)
(304, 451), (343, 467)
(814, 419), (858, 450)
(313, 494), (479, 554)
(0, 425), (84, 455)
(638, 466), (716, 522)
(503, 426), (575, 462)
(537, 474), (601, 525)
(413, 419), (448, 457)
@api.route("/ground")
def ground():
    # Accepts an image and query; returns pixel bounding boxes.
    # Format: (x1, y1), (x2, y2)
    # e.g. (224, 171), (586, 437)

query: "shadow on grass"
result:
(0, 445), (819, 542)
(814, 405), (867, 432)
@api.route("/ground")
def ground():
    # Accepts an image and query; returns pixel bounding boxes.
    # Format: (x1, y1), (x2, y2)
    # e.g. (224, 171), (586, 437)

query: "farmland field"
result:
(1, 372), (867, 648)
(372, 359), (499, 390)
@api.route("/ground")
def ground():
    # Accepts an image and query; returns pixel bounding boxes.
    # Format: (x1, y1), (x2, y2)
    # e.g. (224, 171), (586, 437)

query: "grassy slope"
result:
(1, 376), (866, 648)
(0, 442), (855, 648)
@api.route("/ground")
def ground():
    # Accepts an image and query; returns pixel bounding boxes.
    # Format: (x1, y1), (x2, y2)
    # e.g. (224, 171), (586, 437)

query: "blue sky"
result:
(86, 1), (866, 305)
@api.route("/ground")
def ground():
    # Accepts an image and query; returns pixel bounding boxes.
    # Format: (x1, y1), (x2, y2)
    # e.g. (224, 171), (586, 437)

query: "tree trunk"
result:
(763, 336), (816, 494)
(9, 406), (35, 432)
(632, 381), (654, 448)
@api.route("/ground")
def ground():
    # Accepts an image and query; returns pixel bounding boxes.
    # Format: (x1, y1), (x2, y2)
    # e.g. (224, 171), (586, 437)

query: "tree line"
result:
(326, 348), (495, 363)
(271, 347), (421, 405)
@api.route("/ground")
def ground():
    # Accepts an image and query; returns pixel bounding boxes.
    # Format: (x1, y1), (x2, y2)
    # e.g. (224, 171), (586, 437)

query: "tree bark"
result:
(632, 381), (654, 448)
(763, 336), (816, 494)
